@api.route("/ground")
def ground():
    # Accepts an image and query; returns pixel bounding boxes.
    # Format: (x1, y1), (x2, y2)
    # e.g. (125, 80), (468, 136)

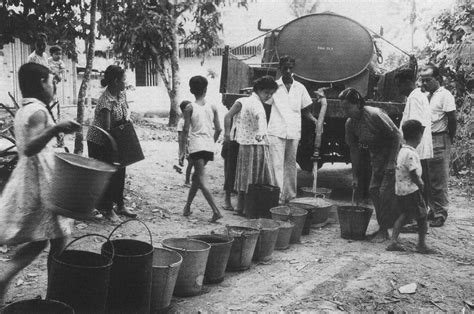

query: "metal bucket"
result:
(290, 197), (333, 224)
(47, 234), (114, 314)
(274, 221), (294, 250)
(337, 206), (373, 240)
(150, 248), (183, 313)
(270, 206), (307, 243)
(3, 299), (74, 314)
(240, 219), (280, 261)
(299, 187), (332, 199)
(101, 219), (154, 314)
(162, 238), (211, 297)
(50, 152), (117, 219)
(244, 184), (280, 218)
(226, 226), (260, 271)
(188, 234), (234, 284)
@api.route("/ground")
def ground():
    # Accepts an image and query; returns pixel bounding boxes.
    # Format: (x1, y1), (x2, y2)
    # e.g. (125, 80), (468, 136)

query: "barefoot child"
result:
(182, 76), (222, 222)
(387, 119), (431, 253)
(176, 100), (193, 185)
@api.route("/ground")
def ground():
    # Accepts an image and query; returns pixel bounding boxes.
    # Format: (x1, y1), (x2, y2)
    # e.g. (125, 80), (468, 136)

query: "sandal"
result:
(209, 213), (223, 223)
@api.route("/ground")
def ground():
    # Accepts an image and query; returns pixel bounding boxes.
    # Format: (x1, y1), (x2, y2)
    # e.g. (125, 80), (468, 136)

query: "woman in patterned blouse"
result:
(86, 65), (136, 221)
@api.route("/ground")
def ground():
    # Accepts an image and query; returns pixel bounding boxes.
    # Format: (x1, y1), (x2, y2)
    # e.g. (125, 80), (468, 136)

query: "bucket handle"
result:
(86, 125), (120, 165)
(57, 233), (115, 260)
(107, 218), (153, 246)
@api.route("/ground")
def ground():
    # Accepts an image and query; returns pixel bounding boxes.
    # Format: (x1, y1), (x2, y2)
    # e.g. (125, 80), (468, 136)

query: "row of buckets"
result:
(3, 197), (374, 314)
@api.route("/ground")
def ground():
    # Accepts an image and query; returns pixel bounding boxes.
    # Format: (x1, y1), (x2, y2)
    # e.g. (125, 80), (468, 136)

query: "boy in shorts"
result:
(182, 76), (223, 222)
(387, 120), (432, 253)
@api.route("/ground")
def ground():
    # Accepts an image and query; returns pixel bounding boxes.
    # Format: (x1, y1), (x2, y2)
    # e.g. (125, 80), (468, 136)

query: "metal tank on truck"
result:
(219, 12), (411, 194)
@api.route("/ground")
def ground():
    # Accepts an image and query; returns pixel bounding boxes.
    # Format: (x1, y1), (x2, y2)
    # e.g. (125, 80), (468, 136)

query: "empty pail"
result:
(270, 206), (307, 243)
(226, 226), (260, 271)
(150, 248), (183, 313)
(337, 206), (373, 240)
(3, 299), (74, 314)
(189, 234), (234, 284)
(162, 238), (211, 297)
(101, 219), (154, 314)
(50, 152), (117, 219)
(47, 234), (113, 314)
(240, 219), (280, 261)
(245, 184), (280, 218)
(274, 221), (294, 250)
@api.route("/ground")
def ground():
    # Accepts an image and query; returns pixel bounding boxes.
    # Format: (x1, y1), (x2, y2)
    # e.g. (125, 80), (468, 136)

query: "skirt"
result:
(234, 144), (276, 193)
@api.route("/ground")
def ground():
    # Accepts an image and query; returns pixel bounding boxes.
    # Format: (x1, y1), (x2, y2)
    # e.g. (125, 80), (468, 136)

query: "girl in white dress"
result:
(0, 63), (80, 305)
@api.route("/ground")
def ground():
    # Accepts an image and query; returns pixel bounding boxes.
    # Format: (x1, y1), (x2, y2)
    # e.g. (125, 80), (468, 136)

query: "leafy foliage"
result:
(424, 1), (473, 184)
(0, 0), (87, 61)
(98, 0), (225, 126)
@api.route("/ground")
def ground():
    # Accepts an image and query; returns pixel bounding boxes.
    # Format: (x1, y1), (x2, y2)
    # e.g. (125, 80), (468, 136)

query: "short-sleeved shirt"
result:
(400, 88), (433, 159)
(395, 145), (422, 196)
(429, 86), (456, 133)
(267, 77), (313, 140)
(234, 93), (267, 145)
(28, 52), (49, 68)
(86, 89), (129, 146)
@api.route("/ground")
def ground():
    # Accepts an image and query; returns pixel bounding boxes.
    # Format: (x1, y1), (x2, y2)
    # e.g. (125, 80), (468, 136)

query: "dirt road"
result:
(1, 120), (473, 312)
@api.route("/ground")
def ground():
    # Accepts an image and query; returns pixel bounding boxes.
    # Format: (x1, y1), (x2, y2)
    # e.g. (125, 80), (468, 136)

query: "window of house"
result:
(135, 61), (159, 86)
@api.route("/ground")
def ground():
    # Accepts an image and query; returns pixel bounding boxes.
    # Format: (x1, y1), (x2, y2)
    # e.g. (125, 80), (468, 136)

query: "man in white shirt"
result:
(420, 64), (457, 227)
(395, 67), (433, 205)
(27, 33), (49, 68)
(267, 56), (317, 203)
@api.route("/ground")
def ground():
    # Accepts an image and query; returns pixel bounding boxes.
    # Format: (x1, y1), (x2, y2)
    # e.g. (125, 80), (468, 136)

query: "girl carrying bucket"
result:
(224, 76), (277, 215)
(0, 63), (80, 306)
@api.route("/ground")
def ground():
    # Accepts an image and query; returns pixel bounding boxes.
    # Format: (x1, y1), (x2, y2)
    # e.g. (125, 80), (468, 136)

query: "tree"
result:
(424, 1), (473, 181)
(98, 0), (223, 126)
(74, 0), (97, 154)
(288, 0), (321, 17)
(0, 0), (99, 155)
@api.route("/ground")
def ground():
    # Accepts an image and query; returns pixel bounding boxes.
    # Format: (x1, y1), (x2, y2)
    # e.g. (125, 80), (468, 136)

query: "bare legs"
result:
(235, 192), (245, 215)
(387, 214), (430, 253)
(185, 159), (193, 186)
(183, 158), (222, 222)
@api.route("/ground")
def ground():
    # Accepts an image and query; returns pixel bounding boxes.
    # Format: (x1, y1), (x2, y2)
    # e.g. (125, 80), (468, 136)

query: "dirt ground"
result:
(1, 118), (473, 312)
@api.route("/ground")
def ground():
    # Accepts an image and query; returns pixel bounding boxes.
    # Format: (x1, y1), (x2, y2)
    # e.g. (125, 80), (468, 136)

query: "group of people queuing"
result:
(177, 56), (323, 223)
(177, 56), (456, 254)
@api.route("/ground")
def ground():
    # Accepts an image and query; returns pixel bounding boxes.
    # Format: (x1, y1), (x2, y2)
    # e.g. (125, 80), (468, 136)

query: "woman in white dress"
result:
(0, 63), (80, 305)
(224, 76), (277, 215)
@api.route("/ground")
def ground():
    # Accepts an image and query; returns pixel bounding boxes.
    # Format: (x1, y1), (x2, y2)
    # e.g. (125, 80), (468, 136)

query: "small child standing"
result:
(176, 100), (193, 185)
(48, 46), (66, 83)
(182, 76), (222, 222)
(387, 119), (432, 253)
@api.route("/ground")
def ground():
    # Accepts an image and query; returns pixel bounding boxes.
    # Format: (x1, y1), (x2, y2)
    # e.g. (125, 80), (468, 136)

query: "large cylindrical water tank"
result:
(276, 13), (374, 83)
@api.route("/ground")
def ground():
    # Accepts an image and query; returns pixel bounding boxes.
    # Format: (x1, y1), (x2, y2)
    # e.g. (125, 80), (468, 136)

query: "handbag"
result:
(110, 121), (144, 167)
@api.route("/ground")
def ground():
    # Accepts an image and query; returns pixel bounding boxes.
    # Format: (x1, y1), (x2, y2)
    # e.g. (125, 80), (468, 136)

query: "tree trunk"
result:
(168, 16), (181, 127)
(74, 0), (97, 155)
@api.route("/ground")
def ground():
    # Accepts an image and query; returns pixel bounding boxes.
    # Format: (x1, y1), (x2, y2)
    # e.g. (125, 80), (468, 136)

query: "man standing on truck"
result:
(420, 64), (457, 228)
(267, 56), (317, 203)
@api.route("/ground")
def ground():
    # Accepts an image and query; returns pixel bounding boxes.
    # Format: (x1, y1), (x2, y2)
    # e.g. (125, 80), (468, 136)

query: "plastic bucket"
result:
(290, 197), (333, 224)
(162, 238), (211, 297)
(3, 299), (74, 314)
(101, 219), (154, 314)
(240, 219), (280, 261)
(244, 184), (280, 218)
(270, 206), (307, 243)
(226, 226), (260, 271)
(150, 248), (183, 313)
(188, 234), (234, 284)
(337, 206), (373, 240)
(47, 234), (113, 314)
(50, 152), (117, 219)
(274, 221), (294, 250)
